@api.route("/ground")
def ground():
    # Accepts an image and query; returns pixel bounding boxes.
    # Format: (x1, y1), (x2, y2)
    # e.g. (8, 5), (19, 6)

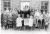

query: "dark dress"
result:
(38, 19), (41, 28)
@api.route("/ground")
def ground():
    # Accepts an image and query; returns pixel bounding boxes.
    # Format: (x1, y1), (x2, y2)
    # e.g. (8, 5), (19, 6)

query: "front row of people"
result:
(15, 14), (47, 30)
(1, 13), (48, 30)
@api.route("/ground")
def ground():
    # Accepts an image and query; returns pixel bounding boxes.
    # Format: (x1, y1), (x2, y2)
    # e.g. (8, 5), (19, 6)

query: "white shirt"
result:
(16, 17), (23, 27)
(4, 10), (9, 14)
(39, 14), (43, 19)
(34, 11), (40, 17)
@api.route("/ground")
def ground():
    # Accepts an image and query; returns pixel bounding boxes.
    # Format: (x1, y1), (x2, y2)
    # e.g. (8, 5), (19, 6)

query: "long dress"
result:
(16, 17), (23, 27)
(29, 18), (33, 27)
(24, 18), (29, 26)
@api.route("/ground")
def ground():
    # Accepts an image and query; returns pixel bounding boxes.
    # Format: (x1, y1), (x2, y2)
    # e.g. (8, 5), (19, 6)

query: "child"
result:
(29, 15), (33, 28)
(16, 14), (23, 29)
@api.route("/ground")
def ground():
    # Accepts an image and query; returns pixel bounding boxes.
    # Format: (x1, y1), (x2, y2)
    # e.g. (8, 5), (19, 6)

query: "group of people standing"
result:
(1, 7), (50, 30)
(15, 10), (47, 30)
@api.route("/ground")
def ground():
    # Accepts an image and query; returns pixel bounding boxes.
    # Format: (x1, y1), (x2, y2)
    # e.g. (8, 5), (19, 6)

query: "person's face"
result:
(30, 16), (33, 18)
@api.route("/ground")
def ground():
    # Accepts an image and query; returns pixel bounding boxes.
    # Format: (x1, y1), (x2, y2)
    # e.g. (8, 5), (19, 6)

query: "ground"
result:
(1, 29), (50, 34)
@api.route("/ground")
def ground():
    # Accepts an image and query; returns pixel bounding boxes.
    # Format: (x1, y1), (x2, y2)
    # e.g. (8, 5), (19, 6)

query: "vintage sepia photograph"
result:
(0, 0), (50, 34)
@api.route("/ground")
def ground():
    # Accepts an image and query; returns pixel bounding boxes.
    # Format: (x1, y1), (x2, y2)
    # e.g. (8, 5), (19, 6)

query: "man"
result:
(42, 12), (46, 29)
(38, 13), (43, 28)
(34, 10), (40, 27)
(2, 9), (10, 29)
(43, 12), (49, 30)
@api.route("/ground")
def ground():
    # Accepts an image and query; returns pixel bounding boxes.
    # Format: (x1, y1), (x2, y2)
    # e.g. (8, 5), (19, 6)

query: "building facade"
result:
(1, 0), (50, 12)
(1, 0), (50, 30)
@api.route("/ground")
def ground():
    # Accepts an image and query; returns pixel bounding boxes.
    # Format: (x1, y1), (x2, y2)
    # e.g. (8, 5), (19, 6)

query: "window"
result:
(3, 0), (11, 11)
(4, 4), (7, 7)
(8, 2), (10, 4)
(41, 1), (48, 14)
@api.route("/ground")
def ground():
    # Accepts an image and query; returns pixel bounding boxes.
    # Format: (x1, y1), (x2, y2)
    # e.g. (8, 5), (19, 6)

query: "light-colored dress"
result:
(24, 18), (29, 26)
(29, 18), (33, 27)
(16, 17), (23, 27)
